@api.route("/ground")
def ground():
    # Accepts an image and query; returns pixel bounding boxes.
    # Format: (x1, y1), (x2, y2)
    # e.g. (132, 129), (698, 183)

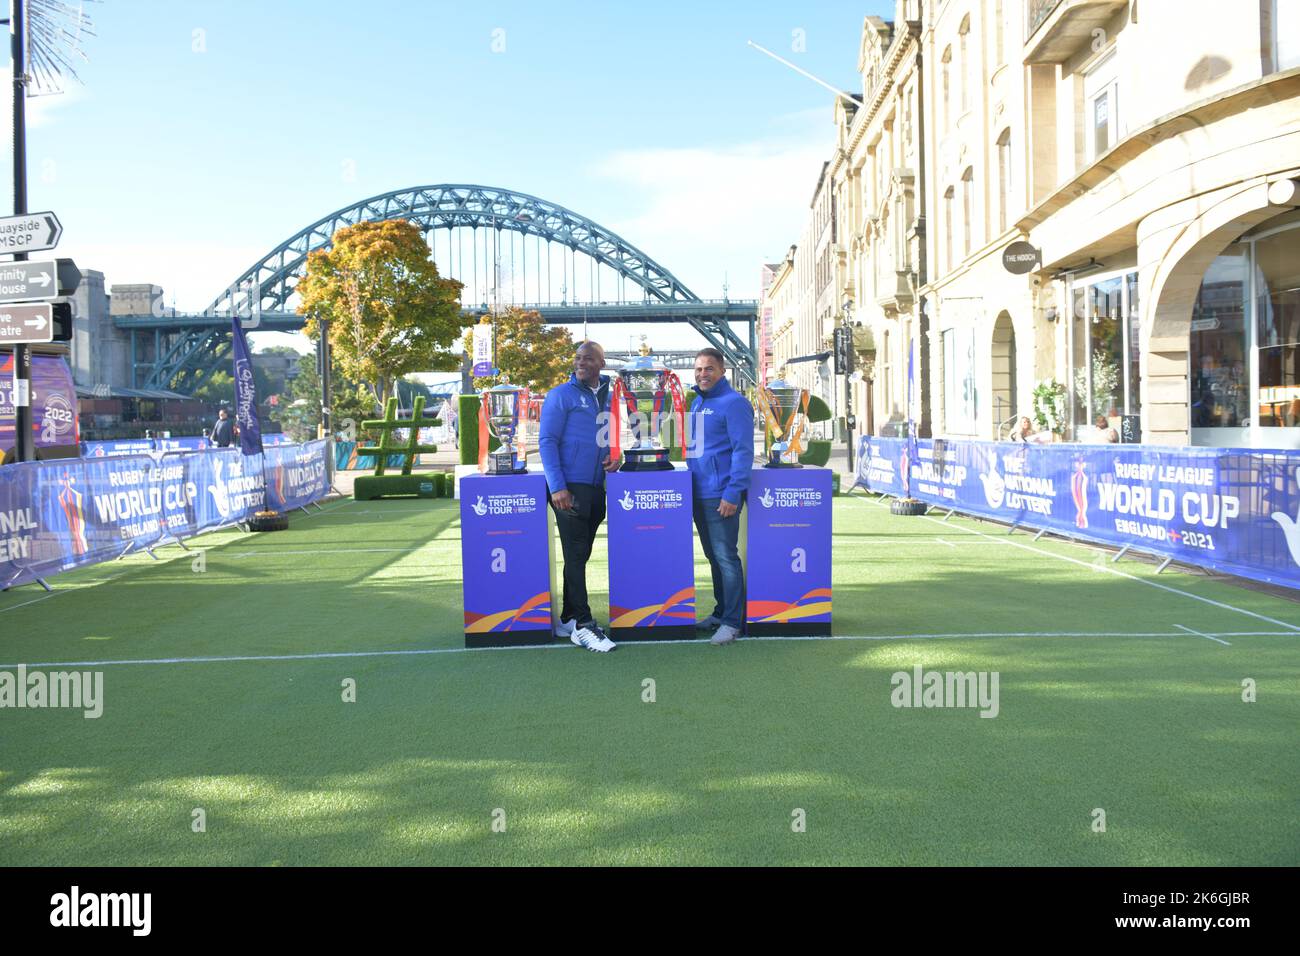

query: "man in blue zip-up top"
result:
(687, 348), (755, 645)
(538, 341), (619, 653)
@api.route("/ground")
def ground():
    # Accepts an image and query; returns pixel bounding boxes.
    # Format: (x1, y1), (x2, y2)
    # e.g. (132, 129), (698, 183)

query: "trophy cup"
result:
(757, 379), (811, 468)
(480, 382), (531, 475)
(612, 343), (685, 472)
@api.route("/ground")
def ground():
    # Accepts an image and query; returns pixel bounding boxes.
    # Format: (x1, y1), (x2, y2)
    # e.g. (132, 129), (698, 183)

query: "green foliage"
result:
(281, 352), (377, 443)
(1032, 380), (1068, 435)
(457, 394), (500, 466)
(357, 396), (440, 477)
(353, 472), (445, 501)
(462, 308), (575, 393)
(297, 218), (468, 411)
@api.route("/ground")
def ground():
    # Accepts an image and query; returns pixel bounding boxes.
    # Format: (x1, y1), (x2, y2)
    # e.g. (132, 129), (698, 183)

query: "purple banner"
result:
(746, 468), (833, 635)
(0, 353), (78, 454)
(230, 318), (263, 456)
(858, 435), (1300, 590)
(606, 467), (695, 639)
(459, 472), (554, 647)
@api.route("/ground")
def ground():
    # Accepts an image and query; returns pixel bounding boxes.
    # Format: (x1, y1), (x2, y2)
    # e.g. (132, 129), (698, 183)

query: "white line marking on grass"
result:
(862, 497), (1300, 633)
(5, 630), (1292, 670)
(1174, 623), (1232, 646)
(229, 547), (424, 558)
(0, 572), (131, 615)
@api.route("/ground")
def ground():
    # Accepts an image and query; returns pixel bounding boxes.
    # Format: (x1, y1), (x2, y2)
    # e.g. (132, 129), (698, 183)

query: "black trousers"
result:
(551, 482), (606, 626)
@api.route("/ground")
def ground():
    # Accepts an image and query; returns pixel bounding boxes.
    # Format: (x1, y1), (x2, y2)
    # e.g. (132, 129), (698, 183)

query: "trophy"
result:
(757, 380), (811, 468)
(611, 342), (685, 472)
(480, 381), (531, 475)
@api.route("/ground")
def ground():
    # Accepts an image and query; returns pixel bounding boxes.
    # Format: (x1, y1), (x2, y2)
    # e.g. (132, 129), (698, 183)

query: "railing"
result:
(1027, 0), (1064, 38)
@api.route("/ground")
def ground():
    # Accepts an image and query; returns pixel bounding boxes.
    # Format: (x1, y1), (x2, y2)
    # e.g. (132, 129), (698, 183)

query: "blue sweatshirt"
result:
(538, 372), (611, 492)
(686, 376), (754, 505)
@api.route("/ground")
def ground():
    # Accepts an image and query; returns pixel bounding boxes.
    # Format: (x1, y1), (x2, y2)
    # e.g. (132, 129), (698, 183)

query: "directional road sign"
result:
(0, 211), (62, 253)
(0, 303), (54, 345)
(0, 260), (60, 303)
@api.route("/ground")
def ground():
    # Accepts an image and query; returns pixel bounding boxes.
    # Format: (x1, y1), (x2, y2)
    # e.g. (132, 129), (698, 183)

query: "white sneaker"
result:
(555, 618), (577, 638)
(571, 624), (615, 653)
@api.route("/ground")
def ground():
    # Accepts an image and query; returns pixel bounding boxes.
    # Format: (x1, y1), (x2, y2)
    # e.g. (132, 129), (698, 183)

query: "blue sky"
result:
(15, 0), (891, 355)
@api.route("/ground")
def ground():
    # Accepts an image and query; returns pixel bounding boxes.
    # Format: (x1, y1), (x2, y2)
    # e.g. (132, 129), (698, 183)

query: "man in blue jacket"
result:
(538, 341), (619, 653)
(687, 348), (754, 645)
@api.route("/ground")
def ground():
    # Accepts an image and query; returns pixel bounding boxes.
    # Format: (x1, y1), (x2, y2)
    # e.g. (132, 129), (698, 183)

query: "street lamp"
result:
(840, 299), (857, 471)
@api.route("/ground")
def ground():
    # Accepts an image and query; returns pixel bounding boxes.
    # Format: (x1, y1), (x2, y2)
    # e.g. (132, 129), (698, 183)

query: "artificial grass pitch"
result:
(0, 493), (1297, 866)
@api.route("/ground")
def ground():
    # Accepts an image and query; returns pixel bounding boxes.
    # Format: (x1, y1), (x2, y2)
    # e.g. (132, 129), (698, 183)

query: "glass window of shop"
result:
(1069, 268), (1140, 438)
(1189, 215), (1300, 448)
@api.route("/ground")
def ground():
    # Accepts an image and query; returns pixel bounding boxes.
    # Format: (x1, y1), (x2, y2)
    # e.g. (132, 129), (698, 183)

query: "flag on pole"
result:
(231, 317), (263, 456)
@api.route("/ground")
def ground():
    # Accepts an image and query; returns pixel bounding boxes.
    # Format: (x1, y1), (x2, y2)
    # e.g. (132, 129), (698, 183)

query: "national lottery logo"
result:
(619, 489), (634, 512)
(758, 487), (775, 509)
(207, 459), (232, 519)
(471, 495), (488, 516)
(979, 454), (1006, 509)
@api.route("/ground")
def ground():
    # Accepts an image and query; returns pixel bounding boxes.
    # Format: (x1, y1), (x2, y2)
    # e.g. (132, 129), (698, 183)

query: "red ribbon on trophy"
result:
(609, 372), (685, 460)
(477, 395), (490, 474)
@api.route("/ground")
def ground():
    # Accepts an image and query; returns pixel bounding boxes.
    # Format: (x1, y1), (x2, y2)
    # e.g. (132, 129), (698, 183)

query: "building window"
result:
(1278, 0), (1300, 71)
(1084, 51), (1121, 161)
(1189, 248), (1251, 430)
(942, 47), (952, 132)
(997, 130), (1011, 234)
(961, 167), (974, 257)
(959, 16), (970, 114)
(942, 327), (979, 435)
(943, 186), (955, 272)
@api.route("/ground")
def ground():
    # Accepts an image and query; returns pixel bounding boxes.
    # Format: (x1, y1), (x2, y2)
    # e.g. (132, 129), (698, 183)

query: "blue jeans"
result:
(693, 496), (745, 628)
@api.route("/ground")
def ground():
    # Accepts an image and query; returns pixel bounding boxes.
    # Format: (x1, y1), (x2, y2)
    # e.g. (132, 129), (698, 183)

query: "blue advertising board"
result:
(746, 468), (833, 635)
(606, 467), (695, 640)
(856, 435), (1300, 590)
(0, 440), (332, 590)
(459, 472), (555, 647)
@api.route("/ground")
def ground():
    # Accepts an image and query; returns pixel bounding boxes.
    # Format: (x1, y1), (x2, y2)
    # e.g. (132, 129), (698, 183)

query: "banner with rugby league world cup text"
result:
(746, 468), (833, 635)
(606, 466), (695, 639)
(0, 441), (331, 590)
(459, 472), (554, 647)
(856, 435), (1300, 590)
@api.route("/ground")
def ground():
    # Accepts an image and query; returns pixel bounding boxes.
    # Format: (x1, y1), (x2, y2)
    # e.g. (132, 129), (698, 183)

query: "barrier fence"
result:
(854, 435), (1300, 590)
(81, 433), (294, 458)
(0, 440), (331, 590)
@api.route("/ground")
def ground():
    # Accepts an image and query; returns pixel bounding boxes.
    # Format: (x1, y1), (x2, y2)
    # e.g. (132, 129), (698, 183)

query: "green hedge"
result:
(458, 395), (501, 466)
(354, 472), (446, 501)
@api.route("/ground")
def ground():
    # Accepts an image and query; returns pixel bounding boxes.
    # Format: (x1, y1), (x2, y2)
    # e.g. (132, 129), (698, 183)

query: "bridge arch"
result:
(204, 184), (700, 316)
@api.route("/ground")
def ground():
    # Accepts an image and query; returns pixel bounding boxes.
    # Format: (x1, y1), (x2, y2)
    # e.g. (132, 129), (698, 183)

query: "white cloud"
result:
(25, 86), (87, 128)
(590, 124), (834, 301)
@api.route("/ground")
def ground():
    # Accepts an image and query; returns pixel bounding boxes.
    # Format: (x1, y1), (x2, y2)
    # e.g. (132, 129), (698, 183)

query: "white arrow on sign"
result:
(24, 316), (47, 330)
(30, 271), (52, 287)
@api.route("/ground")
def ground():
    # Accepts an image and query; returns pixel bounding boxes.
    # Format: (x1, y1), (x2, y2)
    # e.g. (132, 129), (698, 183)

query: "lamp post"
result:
(840, 299), (856, 471)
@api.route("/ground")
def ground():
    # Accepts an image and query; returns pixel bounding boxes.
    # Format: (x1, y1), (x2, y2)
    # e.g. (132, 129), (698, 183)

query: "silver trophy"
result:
(484, 382), (529, 475)
(616, 347), (680, 472)
(759, 380), (811, 468)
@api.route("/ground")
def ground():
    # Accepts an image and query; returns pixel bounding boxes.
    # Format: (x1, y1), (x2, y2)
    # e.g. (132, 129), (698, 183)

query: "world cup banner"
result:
(0, 443), (329, 591)
(264, 440), (330, 512)
(860, 436), (1300, 590)
(746, 468), (833, 635)
(0, 353), (79, 455)
(606, 467), (695, 639)
(459, 472), (554, 647)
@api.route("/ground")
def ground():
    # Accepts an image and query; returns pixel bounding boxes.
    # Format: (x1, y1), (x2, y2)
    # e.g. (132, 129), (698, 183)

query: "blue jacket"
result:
(538, 372), (612, 492)
(686, 376), (754, 505)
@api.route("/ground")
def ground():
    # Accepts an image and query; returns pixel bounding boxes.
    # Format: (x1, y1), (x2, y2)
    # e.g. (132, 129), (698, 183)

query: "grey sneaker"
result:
(696, 615), (722, 631)
(710, 624), (741, 645)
